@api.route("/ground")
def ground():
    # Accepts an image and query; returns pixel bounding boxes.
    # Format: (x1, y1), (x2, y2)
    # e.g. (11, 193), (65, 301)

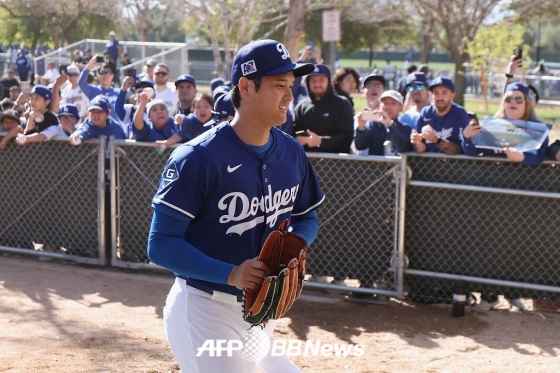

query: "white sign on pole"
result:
(322, 10), (341, 42)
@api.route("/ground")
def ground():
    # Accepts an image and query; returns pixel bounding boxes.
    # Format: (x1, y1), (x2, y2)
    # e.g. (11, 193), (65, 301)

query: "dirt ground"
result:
(1, 254), (559, 373)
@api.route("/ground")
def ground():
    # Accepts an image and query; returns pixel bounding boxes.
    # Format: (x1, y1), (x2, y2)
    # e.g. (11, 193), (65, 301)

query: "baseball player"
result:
(148, 39), (324, 373)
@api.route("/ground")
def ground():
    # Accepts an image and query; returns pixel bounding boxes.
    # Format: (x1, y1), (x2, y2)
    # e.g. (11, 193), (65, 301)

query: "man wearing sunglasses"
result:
(400, 72), (431, 127)
(57, 65), (89, 120)
(154, 63), (179, 117)
(79, 56), (121, 125)
(410, 76), (469, 154)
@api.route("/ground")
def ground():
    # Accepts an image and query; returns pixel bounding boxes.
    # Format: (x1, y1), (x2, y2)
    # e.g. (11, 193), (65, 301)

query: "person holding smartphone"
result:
(462, 83), (548, 166)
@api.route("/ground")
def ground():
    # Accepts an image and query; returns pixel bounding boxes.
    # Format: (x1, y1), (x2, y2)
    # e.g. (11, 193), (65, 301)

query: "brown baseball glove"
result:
(243, 230), (308, 326)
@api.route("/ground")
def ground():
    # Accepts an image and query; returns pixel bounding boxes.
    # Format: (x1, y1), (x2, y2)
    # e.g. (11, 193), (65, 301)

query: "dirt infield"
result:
(1, 255), (559, 373)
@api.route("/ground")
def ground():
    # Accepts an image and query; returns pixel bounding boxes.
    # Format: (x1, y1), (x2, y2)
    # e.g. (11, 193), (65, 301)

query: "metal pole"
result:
(98, 136), (106, 265)
(536, 16), (542, 64)
(110, 136), (118, 267)
(396, 154), (408, 298)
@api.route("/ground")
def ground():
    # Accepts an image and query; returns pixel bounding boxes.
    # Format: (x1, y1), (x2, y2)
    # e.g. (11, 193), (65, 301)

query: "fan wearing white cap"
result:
(148, 39), (324, 373)
(132, 93), (177, 142)
(355, 90), (413, 155)
(55, 65), (90, 120)
(105, 31), (121, 67)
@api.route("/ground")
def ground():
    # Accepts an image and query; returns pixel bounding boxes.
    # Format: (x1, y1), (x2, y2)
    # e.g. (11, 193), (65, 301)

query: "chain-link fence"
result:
(0, 134), (106, 264)
(4, 136), (560, 310)
(304, 154), (405, 298)
(110, 139), (174, 269)
(403, 154), (560, 311)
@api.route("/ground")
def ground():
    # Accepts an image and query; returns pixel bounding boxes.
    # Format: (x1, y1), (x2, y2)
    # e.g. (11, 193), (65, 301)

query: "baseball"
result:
(144, 87), (155, 99)
(421, 125), (433, 135)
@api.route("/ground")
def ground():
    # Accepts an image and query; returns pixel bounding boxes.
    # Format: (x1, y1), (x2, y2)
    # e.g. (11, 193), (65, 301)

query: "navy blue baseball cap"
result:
(88, 95), (111, 113)
(210, 78), (225, 92)
(505, 82), (529, 96)
(429, 76), (455, 93)
(31, 84), (52, 101)
(175, 74), (196, 87)
(137, 77), (155, 89)
(406, 72), (428, 86)
(212, 85), (231, 102)
(58, 104), (80, 119)
(205, 92), (235, 127)
(231, 39), (314, 85)
(306, 64), (331, 78)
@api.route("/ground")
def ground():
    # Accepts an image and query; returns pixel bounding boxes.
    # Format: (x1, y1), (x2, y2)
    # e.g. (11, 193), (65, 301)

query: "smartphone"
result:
(467, 111), (479, 125)
(96, 56), (105, 63)
(307, 41), (315, 50)
(362, 111), (376, 120)
(59, 64), (68, 74)
(126, 68), (137, 77)
(513, 47), (523, 61)
(295, 130), (310, 137)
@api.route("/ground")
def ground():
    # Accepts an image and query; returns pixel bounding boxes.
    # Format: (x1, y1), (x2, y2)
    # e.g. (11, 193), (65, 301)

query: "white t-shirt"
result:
(41, 124), (74, 141)
(43, 68), (59, 83)
(61, 85), (90, 119)
(155, 87), (179, 117)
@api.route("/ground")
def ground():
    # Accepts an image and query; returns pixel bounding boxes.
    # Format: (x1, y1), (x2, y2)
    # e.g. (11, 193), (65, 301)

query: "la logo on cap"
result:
(242, 60), (257, 76)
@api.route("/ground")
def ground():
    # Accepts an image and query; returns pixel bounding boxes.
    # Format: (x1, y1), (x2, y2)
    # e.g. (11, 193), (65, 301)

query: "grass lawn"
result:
(339, 58), (456, 73)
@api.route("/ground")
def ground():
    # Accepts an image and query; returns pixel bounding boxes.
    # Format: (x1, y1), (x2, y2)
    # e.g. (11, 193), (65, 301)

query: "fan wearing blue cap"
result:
(399, 72), (431, 127)
(292, 64), (354, 153)
(175, 74), (197, 116)
(21, 84), (59, 136)
(15, 104), (81, 146)
(462, 82), (549, 166)
(69, 95), (126, 145)
(410, 76), (469, 154)
(148, 39), (324, 373)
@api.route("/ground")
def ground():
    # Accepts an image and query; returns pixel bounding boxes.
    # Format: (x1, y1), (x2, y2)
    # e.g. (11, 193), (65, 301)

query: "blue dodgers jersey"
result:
(152, 122), (325, 296)
(415, 103), (469, 152)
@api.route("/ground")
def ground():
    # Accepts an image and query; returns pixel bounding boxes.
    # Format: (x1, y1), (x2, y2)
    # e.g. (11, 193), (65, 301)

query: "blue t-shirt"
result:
(105, 40), (119, 58)
(79, 69), (121, 124)
(133, 117), (177, 142)
(177, 113), (211, 142)
(415, 103), (469, 153)
(75, 117), (127, 142)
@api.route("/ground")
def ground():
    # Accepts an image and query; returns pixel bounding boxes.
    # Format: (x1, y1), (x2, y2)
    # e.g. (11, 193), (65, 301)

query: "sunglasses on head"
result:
(365, 83), (383, 89)
(505, 96), (524, 104)
(98, 70), (113, 76)
(528, 92), (536, 99)
(155, 72), (168, 76)
(67, 73), (79, 77)
(406, 84), (425, 92)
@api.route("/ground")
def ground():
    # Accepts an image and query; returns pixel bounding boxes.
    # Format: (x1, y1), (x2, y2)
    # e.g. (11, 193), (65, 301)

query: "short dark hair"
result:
(102, 63), (115, 75)
(407, 65), (418, 74)
(231, 76), (263, 109)
(332, 67), (360, 93)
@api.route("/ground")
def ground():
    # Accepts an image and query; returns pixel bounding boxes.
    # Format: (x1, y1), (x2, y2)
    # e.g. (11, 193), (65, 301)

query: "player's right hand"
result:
(228, 257), (270, 290)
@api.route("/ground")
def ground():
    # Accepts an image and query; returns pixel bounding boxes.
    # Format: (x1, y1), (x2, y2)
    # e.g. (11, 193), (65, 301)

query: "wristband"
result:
(505, 73), (513, 78)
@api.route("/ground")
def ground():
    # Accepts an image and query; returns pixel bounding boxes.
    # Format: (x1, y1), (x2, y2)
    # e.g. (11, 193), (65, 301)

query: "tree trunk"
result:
(283, 0), (305, 61)
(453, 50), (469, 107)
(369, 47), (373, 68)
(421, 34), (431, 64)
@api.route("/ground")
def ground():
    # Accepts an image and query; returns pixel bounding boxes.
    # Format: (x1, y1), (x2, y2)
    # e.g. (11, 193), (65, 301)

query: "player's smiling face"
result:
(253, 72), (295, 126)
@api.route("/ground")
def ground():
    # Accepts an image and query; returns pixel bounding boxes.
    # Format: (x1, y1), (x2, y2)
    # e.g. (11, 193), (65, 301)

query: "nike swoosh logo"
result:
(227, 164), (242, 173)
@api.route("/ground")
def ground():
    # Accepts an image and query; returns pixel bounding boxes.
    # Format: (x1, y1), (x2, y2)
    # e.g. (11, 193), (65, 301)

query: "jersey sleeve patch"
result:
(162, 161), (180, 187)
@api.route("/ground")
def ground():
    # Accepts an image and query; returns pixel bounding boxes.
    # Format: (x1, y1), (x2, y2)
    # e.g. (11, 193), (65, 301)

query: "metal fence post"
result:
(110, 136), (118, 267)
(97, 136), (107, 265)
(396, 154), (408, 299)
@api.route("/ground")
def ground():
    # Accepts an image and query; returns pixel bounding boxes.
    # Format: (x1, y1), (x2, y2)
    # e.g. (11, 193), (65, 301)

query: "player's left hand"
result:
(228, 257), (270, 290)
(503, 146), (525, 163)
